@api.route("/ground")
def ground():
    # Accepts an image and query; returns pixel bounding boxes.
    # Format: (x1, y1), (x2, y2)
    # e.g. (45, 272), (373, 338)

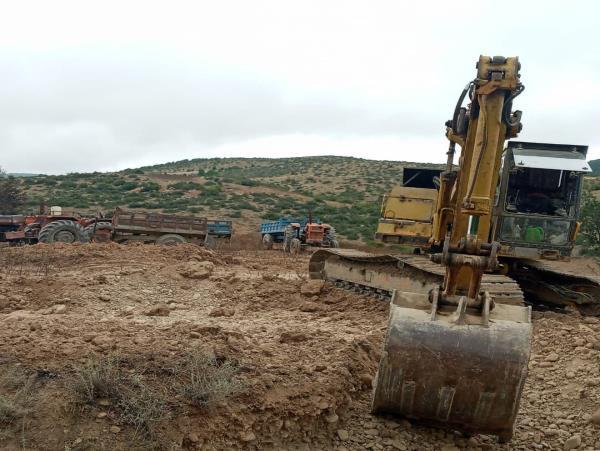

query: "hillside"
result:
(17, 156), (444, 243)
(590, 159), (600, 176)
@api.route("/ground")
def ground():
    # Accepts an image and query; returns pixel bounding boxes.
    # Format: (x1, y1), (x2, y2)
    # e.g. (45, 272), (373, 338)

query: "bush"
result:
(70, 356), (168, 437)
(141, 182), (160, 192)
(177, 353), (242, 409)
(579, 190), (600, 254)
(167, 182), (202, 191)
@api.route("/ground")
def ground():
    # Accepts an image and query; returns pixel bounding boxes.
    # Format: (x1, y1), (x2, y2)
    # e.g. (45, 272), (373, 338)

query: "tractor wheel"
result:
(156, 234), (187, 245)
(262, 233), (274, 250)
(283, 225), (295, 253)
(290, 238), (301, 254)
(325, 226), (338, 247)
(84, 221), (113, 243)
(38, 220), (87, 244)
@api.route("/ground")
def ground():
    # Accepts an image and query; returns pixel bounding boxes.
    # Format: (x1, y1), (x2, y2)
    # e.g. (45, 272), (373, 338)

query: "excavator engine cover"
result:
(372, 291), (531, 440)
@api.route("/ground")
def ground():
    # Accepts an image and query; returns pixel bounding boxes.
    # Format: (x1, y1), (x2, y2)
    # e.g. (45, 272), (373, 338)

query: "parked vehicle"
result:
(283, 218), (338, 254)
(2, 207), (92, 244)
(259, 217), (319, 249)
(111, 209), (209, 245)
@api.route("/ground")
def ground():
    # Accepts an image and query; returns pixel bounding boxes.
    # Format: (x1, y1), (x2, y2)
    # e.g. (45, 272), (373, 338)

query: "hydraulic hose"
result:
(502, 83), (525, 127)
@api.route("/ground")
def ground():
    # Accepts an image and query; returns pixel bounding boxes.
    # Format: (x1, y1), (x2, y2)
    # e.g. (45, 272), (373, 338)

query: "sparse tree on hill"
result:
(0, 167), (26, 214)
(579, 190), (600, 253)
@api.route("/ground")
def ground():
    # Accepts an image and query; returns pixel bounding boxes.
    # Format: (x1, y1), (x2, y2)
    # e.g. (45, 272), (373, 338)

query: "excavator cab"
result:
(494, 141), (591, 259)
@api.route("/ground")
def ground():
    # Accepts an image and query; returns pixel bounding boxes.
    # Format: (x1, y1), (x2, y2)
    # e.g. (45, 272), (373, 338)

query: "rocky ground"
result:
(0, 243), (599, 450)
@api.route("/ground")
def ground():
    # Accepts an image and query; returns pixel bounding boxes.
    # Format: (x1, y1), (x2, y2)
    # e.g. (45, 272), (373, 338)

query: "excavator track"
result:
(510, 259), (600, 316)
(309, 248), (525, 306)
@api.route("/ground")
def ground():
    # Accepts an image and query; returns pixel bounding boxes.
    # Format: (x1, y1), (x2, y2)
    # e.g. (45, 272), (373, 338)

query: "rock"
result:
(91, 336), (115, 349)
(391, 439), (407, 450)
(97, 398), (112, 406)
(53, 304), (67, 314)
(188, 433), (200, 443)
(194, 325), (222, 335)
(359, 373), (373, 388)
(208, 307), (235, 317)
(109, 425), (121, 433)
(585, 378), (600, 387)
(325, 413), (339, 424)
(99, 294), (111, 302)
(543, 428), (560, 437)
(179, 261), (215, 280)
(239, 431), (256, 442)
(299, 302), (320, 312)
(545, 352), (560, 362)
(564, 435), (582, 450)
(337, 429), (350, 440)
(314, 364), (327, 372)
(145, 304), (170, 316)
(189, 331), (201, 339)
(365, 428), (379, 436)
(300, 280), (325, 296)
(97, 412), (107, 419)
(279, 331), (308, 343)
(590, 408), (600, 425)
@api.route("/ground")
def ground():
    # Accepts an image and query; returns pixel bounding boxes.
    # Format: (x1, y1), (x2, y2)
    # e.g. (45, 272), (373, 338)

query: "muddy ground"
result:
(0, 244), (599, 450)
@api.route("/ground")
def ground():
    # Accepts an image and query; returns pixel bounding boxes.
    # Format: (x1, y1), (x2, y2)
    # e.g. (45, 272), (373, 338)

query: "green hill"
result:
(16, 156), (444, 243)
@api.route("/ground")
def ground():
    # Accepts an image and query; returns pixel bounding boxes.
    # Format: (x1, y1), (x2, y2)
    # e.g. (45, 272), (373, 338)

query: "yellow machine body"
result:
(376, 185), (437, 246)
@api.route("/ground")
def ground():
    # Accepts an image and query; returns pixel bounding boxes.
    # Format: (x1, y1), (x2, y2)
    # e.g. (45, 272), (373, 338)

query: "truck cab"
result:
(493, 141), (591, 259)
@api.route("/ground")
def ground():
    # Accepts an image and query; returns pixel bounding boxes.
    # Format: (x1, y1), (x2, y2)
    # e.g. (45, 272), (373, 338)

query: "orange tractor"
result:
(283, 214), (339, 254)
(2, 206), (108, 245)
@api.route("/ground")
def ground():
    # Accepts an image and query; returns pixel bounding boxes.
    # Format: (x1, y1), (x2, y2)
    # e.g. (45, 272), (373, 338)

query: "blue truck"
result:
(207, 220), (233, 239)
(259, 217), (319, 249)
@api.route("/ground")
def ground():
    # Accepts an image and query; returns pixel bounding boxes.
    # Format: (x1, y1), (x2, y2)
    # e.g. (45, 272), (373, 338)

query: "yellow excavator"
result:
(309, 56), (594, 440)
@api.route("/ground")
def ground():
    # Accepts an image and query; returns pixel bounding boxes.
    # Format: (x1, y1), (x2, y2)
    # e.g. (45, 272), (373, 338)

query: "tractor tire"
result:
(283, 225), (295, 253)
(156, 234), (187, 245)
(262, 233), (274, 250)
(38, 220), (87, 244)
(325, 226), (338, 247)
(290, 238), (301, 254)
(84, 221), (113, 243)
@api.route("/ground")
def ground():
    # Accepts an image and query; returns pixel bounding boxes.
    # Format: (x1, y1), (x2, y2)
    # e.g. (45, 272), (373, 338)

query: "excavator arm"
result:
(371, 56), (532, 442)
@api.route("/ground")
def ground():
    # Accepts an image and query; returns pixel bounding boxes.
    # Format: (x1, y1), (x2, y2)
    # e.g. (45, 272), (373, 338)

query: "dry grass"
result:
(0, 366), (34, 426)
(71, 355), (122, 404)
(70, 355), (168, 438)
(177, 352), (242, 409)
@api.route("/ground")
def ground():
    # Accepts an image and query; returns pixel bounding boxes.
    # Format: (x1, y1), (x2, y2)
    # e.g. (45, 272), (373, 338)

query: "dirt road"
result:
(0, 244), (599, 450)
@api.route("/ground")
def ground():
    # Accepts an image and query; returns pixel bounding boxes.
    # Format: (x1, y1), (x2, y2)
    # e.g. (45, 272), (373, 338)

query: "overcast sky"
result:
(1, 1), (599, 174)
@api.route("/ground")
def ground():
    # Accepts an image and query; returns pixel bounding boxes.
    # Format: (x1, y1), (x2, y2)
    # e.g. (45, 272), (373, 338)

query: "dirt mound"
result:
(0, 245), (599, 450)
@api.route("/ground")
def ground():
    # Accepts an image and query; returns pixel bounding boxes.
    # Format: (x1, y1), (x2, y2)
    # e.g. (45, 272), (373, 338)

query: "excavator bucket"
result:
(372, 291), (532, 441)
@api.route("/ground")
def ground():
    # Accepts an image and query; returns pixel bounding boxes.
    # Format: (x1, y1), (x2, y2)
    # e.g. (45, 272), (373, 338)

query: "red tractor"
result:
(282, 216), (339, 254)
(3, 206), (110, 245)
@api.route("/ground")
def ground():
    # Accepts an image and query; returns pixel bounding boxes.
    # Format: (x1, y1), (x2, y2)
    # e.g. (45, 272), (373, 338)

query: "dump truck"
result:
(109, 209), (209, 245)
(309, 55), (595, 441)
